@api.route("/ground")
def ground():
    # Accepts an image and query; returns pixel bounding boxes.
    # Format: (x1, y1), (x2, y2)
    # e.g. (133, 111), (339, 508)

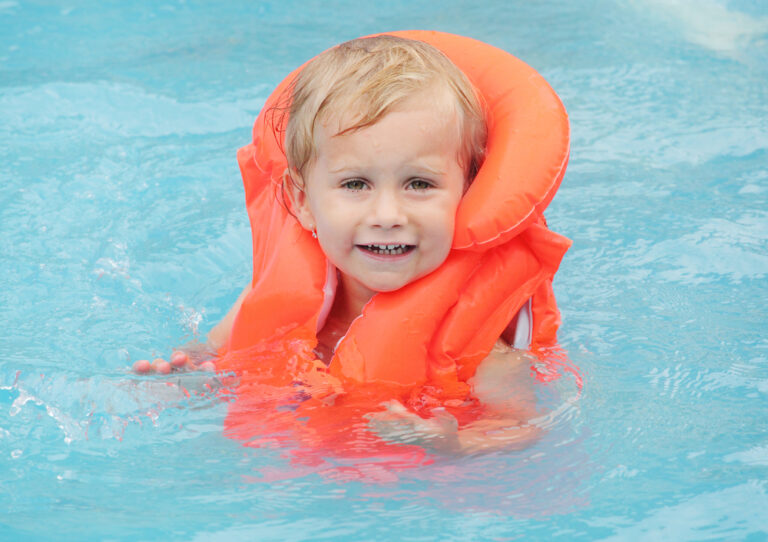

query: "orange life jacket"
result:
(221, 30), (571, 400)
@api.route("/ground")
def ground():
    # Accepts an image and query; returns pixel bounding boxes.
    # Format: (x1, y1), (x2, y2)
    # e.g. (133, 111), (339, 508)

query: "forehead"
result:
(314, 95), (462, 165)
(318, 90), (460, 143)
(331, 84), (458, 127)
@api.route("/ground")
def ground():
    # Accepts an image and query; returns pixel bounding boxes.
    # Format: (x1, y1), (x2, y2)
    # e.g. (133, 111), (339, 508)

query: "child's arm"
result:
(455, 341), (541, 452)
(206, 283), (252, 350)
(132, 283), (251, 373)
(367, 341), (541, 455)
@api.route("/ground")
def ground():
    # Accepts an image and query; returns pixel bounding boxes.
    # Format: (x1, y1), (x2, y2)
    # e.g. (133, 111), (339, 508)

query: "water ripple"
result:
(0, 367), (225, 447)
(594, 480), (768, 540)
(0, 81), (264, 138)
(623, 213), (768, 284)
(724, 445), (768, 467)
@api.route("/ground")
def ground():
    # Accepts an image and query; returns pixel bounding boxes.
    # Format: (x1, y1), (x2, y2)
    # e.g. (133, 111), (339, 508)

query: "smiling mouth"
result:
(358, 244), (415, 256)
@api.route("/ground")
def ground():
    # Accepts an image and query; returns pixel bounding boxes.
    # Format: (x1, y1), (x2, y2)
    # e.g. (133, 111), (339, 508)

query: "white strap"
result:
(315, 261), (337, 334)
(512, 298), (532, 349)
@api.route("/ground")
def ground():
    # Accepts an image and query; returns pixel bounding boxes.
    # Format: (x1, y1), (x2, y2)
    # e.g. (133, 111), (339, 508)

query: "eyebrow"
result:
(326, 163), (447, 176)
(413, 164), (446, 176)
(327, 165), (356, 174)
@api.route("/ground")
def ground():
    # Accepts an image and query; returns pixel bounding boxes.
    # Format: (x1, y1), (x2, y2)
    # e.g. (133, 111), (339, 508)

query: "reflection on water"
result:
(636, 0), (768, 60)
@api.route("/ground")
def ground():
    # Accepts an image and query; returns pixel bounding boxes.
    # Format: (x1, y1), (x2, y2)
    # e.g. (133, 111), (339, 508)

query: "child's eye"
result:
(342, 179), (367, 190)
(407, 178), (432, 190)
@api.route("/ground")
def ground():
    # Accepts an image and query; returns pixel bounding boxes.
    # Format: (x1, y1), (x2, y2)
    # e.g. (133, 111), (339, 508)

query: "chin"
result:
(367, 283), (406, 294)
(362, 277), (412, 293)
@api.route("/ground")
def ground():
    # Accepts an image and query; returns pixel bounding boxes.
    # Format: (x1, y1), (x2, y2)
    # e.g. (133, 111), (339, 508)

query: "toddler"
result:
(137, 33), (571, 453)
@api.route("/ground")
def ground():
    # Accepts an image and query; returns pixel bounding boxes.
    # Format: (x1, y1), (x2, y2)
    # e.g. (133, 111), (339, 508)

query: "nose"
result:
(366, 188), (407, 229)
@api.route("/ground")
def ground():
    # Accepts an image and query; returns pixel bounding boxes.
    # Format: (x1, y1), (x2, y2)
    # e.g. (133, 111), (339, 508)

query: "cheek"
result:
(308, 201), (340, 236)
(425, 211), (457, 260)
(308, 201), (352, 252)
(439, 201), (460, 239)
(303, 189), (330, 228)
(432, 207), (459, 258)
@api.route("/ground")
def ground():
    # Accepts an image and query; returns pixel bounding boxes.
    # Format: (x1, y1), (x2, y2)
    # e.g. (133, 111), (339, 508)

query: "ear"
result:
(284, 169), (316, 232)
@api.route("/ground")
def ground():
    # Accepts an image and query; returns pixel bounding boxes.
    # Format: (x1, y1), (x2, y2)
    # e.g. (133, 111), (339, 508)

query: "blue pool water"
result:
(2, 1), (767, 539)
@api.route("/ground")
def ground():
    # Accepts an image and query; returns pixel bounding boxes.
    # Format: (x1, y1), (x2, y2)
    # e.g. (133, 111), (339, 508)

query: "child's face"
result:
(293, 94), (466, 300)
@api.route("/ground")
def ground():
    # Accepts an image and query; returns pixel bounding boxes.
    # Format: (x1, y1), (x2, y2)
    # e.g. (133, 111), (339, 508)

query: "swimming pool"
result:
(2, 0), (767, 539)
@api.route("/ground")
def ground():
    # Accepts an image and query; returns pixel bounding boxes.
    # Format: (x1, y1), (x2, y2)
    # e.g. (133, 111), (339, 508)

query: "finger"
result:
(197, 361), (216, 372)
(151, 358), (171, 375)
(170, 351), (189, 368)
(132, 359), (151, 374)
(383, 400), (410, 415)
(430, 407), (459, 431)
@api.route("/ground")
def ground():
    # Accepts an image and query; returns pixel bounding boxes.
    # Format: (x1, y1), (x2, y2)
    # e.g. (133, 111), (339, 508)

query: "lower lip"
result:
(355, 246), (416, 262)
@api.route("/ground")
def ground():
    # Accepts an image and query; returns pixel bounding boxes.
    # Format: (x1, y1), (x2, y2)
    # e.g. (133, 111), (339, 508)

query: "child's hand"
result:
(366, 399), (540, 455)
(132, 341), (217, 375)
(131, 283), (250, 375)
(366, 400), (460, 452)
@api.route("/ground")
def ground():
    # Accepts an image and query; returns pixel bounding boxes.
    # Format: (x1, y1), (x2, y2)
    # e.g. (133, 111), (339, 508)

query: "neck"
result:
(332, 273), (375, 325)
(314, 272), (375, 363)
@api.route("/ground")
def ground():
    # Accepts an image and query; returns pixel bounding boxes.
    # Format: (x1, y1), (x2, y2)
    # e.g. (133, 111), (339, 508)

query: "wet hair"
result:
(278, 35), (487, 188)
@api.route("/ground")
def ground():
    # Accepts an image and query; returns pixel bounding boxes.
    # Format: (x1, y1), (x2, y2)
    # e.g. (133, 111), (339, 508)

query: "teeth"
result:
(364, 244), (410, 255)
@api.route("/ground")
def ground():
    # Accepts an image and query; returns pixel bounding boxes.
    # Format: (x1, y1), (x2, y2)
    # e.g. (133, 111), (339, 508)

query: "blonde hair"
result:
(278, 35), (486, 186)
